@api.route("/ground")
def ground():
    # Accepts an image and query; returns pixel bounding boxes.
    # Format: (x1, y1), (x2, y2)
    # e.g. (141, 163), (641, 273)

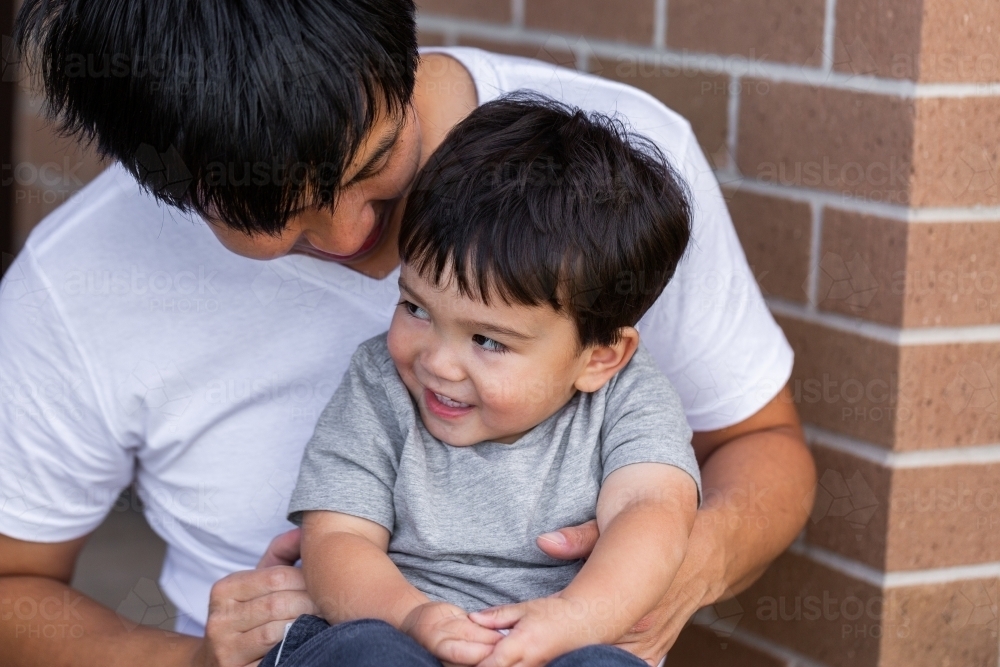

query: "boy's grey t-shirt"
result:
(289, 333), (700, 612)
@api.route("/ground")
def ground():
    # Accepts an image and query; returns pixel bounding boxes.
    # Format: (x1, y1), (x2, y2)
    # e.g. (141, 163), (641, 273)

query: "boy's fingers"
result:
(451, 617), (505, 644)
(469, 604), (524, 629)
(474, 639), (520, 667)
(437, 638), (496, 665)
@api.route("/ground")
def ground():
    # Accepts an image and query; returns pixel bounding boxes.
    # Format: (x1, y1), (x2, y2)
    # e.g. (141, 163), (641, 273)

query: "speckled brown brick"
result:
(897, 342), (1000, 449)
(888, 462), (1000, 570)
(920, 0), (1000, 83)
(880, 577), (999, 667)
(737, 82), (915, 204)
(808, 439), (1000, 570)
(777, 316), (902, 448)
(738, 552), (999, 667)
(418, 31), (447, 48)
(417, 0), (512, 23)
(817, 210), (908, 325)
(726, 190), (812, 303)
(805, 442), (890, 570)
(912, 97), (1000, 208)
(669, 624), (787, 667)
(833, 0), (924, 80)
(524, 0), (656, 45)
(455, 36), (578, 70)
(736, 552), (887, 667)
(600, 61), (729, 157)
(903, 221), (1000, 327)
(12, 95), (105, 246)
(666, 0), (825, 65)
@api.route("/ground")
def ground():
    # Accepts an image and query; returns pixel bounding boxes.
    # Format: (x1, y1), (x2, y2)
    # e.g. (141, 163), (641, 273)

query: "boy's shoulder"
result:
(352, 332), (395, 371)
(345, 332), (415, 419)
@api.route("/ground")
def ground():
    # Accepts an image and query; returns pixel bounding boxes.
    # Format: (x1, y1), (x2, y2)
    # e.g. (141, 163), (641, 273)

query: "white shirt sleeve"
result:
(0, 249), (133, 542)
(636, 134), (794, 431)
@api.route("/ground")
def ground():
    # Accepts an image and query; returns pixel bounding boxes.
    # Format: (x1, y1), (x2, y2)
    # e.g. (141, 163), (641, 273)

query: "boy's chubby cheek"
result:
(477, 375), (567, 416)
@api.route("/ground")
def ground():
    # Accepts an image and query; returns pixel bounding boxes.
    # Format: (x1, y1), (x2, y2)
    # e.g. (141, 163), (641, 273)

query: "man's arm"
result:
(0, 530), (319, 667)
(536, 384), (816, 662)
(0, 533), (199, 666)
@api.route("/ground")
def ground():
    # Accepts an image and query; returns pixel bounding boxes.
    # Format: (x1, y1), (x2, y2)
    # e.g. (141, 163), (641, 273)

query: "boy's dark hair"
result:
(400, 94), (692, 349)
(14, 0), (417, 235)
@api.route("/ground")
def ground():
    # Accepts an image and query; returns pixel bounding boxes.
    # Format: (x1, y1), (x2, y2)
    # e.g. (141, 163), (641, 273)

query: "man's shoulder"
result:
(22, 163), (218, 271)
(425, 47), (695, 159)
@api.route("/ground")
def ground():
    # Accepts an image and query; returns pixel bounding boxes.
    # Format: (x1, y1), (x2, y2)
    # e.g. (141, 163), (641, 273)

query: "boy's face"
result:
(386, 263), (592, 447)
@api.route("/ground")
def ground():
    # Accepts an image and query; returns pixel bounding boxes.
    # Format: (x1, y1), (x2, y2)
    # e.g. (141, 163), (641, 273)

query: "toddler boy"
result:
(272, 94), (700, 667)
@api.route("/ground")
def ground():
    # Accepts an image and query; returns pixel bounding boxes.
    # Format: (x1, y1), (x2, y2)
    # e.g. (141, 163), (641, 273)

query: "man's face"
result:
(205, 104), (423, 274)
(386, 263), (592, 447)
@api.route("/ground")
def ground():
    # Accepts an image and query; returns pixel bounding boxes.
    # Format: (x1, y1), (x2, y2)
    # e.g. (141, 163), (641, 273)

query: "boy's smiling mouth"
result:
(424, 388), (474, 419)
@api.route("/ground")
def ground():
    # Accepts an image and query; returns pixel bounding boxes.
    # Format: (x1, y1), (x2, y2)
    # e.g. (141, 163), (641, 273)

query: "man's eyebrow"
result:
(345, 118), (404, 184)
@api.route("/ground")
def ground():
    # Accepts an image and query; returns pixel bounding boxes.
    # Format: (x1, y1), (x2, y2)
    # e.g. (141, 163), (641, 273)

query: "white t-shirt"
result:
(0, 47), (792, 633)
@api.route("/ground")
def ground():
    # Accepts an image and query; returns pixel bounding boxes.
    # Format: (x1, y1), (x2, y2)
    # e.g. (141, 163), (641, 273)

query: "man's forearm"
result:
(0, 575), (199, 667)
(695, 424), (816, 603)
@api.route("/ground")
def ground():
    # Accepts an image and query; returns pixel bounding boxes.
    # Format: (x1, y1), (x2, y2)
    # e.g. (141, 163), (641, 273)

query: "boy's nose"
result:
(420, 342), (466, 384)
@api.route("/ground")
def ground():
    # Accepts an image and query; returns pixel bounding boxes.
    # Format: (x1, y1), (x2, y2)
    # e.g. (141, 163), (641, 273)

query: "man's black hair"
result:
(14, 0), (417, 235)
(400, 94), (692, 349)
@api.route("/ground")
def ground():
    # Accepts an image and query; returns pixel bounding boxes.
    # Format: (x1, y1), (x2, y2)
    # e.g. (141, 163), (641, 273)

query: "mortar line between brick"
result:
(767, 297), (1000, 345)
(821, 0), (836, 71)
(726, 75), (740, 172)
(416, 15), (1000, 98)
(653, 0), (667, 49)
(724, 627), (832, 667)
(805, 425), (1000, 468)
(511, 0), (524, 29)
(807, 203), (822, 309)
(719, 171), (1000, 222)
(790, 540), (1000, 587)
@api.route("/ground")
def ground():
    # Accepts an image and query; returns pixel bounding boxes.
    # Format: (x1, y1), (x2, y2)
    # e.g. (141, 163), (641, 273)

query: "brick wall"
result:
(7, 0), (105, 251)
(417, 1), (1000, 666)
(5, 2), (999, 664)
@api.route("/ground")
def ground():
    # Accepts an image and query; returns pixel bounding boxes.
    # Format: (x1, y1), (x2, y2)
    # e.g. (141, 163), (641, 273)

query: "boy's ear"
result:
(573, 327), (640, 393)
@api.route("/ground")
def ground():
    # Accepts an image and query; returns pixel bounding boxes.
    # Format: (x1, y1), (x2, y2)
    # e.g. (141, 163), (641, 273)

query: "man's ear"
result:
(573, 327), (640, 393)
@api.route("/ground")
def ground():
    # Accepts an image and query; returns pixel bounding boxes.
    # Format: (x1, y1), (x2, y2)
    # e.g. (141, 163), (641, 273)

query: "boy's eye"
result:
(402, 300), (430, 320)
(472, 334), (507, 353)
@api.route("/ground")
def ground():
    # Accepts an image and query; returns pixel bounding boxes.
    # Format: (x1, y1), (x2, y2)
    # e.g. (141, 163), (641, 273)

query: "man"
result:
(1, 1), (815, 666)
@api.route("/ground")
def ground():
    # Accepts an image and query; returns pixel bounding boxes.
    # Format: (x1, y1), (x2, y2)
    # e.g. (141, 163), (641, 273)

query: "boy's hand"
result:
(470, 596), (616, 667)
(402, 601), (504, 666)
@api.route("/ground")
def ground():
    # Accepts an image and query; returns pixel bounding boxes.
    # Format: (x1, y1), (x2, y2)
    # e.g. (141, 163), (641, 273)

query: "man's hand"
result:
(401, 601), (503, 666)
(469, 596), (610, 667)
(194, 529), (319, 667)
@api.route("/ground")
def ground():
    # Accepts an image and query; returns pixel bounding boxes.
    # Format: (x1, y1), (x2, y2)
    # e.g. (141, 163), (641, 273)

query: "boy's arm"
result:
(301, 510), (423, 626)
(471, 463), (697, 666)
(301, 511), (502, 664)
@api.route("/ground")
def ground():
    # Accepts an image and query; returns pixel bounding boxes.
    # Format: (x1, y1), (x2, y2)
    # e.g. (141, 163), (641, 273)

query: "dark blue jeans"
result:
(260, 615), (648, 667)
